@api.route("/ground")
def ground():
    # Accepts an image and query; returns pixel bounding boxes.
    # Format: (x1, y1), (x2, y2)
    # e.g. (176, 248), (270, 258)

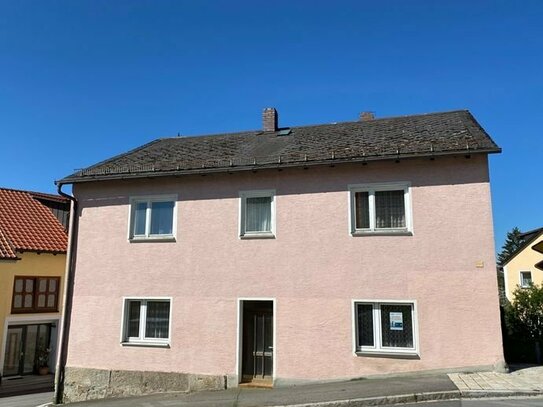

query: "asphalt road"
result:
(401, 398), (543, 406)
(2, 393), (543, 407)
(0, 391), (53, 407)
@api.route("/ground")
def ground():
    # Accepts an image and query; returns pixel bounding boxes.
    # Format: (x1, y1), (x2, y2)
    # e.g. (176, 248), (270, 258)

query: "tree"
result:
(497, 227), (524, 266)
(506, 283), (543, 364)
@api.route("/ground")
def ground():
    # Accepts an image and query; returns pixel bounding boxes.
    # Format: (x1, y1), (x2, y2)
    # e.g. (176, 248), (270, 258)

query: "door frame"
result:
(0, 314), (59, 377)
(236, 298), (276, 385)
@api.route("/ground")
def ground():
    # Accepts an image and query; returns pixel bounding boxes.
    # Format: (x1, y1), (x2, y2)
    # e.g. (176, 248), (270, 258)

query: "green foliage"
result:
(36, 343), (52, 368)
(506, 283), (543, 341)
(497, 227), (524, 266)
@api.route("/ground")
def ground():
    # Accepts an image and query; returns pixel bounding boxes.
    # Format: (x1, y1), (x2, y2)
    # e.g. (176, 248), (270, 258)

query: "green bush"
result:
(505, 283), (543, 364)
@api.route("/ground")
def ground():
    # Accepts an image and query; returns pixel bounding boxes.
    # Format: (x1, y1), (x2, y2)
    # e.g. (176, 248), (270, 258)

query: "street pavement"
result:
(449, 369), (543, 392)
(2, 367), (543, 406)
(400, 398), (543, 406)
(62, 374), (459, 406)
(0, 391), (53, 407)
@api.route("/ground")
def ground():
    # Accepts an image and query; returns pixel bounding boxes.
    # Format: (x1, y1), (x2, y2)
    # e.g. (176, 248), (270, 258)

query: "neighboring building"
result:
(57, 108), (505, 402)
(503, 227), (543, 301)
(0, 188), (68, 380)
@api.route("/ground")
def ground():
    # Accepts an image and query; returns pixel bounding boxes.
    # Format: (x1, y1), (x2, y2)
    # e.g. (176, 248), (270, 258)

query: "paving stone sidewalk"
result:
(449, 366), (543, 393)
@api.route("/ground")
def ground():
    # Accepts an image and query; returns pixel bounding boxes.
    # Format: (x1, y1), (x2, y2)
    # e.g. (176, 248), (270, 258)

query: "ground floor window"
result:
(2, 323), (52, 376)
(355, 301), (418, 355)
(122, 298), (171, 346)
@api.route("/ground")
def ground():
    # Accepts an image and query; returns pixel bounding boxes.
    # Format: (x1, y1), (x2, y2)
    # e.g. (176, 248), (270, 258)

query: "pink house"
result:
(56, 109), (505, 402)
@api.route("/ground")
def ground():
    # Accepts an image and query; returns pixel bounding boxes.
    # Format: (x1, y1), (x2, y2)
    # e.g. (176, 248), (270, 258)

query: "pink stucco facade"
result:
(67, 154), (504, 385)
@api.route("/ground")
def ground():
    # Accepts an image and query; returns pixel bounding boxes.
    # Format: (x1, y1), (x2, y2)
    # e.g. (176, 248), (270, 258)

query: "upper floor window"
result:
(129, 195), (177, 241)
(12, 276), (60, 313)
(354, 301), (418, 356)
(239, 190), (276, 239)
(349, 183), (412, 235)
(122, 298), (171, 346)
(520, 271), (532, 288)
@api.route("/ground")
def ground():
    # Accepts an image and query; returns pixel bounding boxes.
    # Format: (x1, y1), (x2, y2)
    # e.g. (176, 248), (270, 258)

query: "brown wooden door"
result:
(241, 301), (273, 383)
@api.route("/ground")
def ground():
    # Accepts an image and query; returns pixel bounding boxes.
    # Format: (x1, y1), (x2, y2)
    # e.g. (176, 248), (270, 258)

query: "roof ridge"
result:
(520, 226), (543, 237)
(158, 109), (471, 141)
(284, 109), (471, 130)
(0, 186), (57, 196)
(160, 129), (258, 141)
(0, 187), (68, 204)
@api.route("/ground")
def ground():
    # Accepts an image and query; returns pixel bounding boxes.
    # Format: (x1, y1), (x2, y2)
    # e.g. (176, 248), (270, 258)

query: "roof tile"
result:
(0, 188), (68, 259)
(59, 110), (501, 184)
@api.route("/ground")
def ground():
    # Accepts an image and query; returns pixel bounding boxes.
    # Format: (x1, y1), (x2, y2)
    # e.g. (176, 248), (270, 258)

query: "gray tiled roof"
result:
(58, 110), (500, 184)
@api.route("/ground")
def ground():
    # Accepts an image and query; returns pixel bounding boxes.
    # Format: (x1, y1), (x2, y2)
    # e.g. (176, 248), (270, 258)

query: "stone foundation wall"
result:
(62, 366), (226, 403)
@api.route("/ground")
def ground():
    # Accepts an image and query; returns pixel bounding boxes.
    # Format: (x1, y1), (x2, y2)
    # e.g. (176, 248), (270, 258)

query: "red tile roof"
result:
(0, 188), (68, 259)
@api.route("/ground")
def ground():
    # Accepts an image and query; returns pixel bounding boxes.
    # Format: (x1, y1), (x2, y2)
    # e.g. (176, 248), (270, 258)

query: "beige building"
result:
(0, 188), (68, 380)
(503, 227), (543, 301)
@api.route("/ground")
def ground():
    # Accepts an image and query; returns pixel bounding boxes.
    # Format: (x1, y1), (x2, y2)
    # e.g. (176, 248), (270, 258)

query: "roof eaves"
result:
(57, 147), (501, 185)
(503, 229), (543, 266)
(17, 248), (67, 255)
(532, 240), (543, 255)
(55, 139), (164, 186)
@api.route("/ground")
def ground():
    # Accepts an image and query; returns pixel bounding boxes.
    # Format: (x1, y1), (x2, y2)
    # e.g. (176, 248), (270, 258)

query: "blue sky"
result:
(1, 0), (541, 250)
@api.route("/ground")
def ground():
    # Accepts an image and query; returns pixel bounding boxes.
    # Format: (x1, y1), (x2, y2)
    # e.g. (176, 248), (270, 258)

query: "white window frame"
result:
(352, 299), (419, 357)
(520, 271), (532, 288)
(348, 182), (412, 235)
(128, 195), (177, 241)
(120, 297), (172, 347)
(239, 189), (276, 239)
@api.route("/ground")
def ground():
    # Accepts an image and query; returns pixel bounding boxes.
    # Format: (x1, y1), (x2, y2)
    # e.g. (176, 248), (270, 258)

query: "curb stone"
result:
(461, 390), (543, 399)
(268, 390), (543, 407)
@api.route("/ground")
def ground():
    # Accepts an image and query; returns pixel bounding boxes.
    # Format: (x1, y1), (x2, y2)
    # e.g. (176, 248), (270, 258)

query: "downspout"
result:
(54, 182), (78, 405)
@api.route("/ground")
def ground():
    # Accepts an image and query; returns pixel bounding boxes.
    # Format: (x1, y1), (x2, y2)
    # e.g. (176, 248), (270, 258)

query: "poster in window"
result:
(390, 312), (403, 330)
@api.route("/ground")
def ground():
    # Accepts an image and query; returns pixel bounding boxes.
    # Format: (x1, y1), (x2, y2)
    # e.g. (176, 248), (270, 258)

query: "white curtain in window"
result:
(375, 190), (405, 228)
(246, 197), (271, 232)
(150, 201), (174, 235)
(145, 301), (170, 339)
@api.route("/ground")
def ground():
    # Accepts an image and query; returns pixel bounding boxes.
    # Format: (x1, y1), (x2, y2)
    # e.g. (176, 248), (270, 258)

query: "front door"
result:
(241, 301), (273, 385)
(2, 324), (51, 376)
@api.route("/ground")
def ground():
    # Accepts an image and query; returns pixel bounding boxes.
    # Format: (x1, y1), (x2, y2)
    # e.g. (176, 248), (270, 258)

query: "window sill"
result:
(351, 230), (413, 237)
(129, 236), (176, 243)
(121, 341), (170, 348)
(356, 350), (419, 359)
(240, 233), (276, 240)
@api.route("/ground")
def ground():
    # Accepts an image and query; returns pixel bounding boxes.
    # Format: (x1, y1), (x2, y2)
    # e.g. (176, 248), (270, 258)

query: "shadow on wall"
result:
(72, 155), (490, 210)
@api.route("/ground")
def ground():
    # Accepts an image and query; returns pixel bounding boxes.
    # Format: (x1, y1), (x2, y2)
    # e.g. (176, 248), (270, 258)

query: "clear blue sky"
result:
(1, 0), (541, 250)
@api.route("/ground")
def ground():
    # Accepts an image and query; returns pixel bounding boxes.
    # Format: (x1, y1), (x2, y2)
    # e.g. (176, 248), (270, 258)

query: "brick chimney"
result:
(359, 111), (375, 121)
(263, 108), (278, 132)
